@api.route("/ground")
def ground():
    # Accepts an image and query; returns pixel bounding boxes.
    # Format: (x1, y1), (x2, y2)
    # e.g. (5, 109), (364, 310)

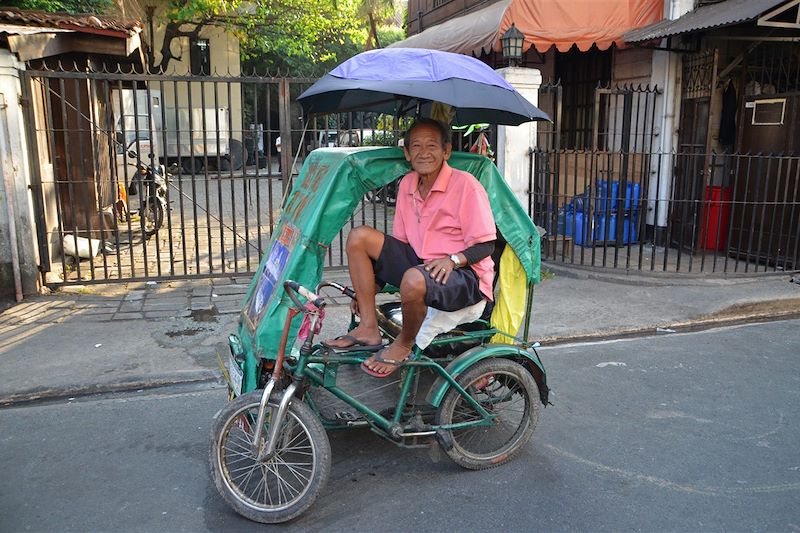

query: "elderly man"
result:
(324, 118), (496, 377)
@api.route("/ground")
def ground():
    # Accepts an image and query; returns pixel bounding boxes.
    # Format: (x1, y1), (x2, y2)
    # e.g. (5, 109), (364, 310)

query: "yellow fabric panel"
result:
(490, 244), (527, 343)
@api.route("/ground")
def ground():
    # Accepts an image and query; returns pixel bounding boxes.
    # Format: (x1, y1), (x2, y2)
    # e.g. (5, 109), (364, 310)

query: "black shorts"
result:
(373, 235), (484, 312)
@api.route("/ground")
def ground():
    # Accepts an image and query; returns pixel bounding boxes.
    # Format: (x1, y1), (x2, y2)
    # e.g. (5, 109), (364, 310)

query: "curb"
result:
(3, 299), (798, 406)
(543, 261), (798, 287)
(538, 299), (800, 346)
(0, 373), (221, 408)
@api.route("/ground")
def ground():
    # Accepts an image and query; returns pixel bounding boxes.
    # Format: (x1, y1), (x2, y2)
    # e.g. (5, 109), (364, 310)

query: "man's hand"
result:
(423, 257), (457, 285)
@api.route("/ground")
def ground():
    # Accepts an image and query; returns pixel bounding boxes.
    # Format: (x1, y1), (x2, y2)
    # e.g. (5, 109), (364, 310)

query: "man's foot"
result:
(361, 342), (412, 378)
(322, 326), (383, 352)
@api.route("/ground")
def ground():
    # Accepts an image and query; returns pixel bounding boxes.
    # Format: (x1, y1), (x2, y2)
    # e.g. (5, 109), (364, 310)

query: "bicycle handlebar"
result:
(284, 280), (325, 308)
(315, 281), (355, 299)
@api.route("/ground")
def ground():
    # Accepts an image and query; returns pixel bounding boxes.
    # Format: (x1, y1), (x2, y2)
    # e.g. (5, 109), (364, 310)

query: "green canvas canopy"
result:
(235, 146), (540, 391)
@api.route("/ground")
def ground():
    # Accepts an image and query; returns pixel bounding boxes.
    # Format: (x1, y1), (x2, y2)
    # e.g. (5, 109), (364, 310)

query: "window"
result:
(555, 47), (612, 150)
(750, 98), (786, 126)
(190, 37), (210, 75)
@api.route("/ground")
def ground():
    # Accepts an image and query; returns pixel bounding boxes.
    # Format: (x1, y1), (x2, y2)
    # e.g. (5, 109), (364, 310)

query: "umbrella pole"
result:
(281, 120), (310, 208)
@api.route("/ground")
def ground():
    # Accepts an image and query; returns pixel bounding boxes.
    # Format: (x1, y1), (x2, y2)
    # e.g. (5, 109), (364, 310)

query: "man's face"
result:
(403, 124), (451, 177)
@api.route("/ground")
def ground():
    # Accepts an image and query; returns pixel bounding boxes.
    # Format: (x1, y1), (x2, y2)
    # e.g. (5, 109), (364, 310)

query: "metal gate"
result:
(21, 67), (399, 285)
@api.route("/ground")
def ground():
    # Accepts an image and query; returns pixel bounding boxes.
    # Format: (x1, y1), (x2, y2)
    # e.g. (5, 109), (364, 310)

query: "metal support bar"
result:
(259, 382), (298, 460)
(250, 377), (277, 456)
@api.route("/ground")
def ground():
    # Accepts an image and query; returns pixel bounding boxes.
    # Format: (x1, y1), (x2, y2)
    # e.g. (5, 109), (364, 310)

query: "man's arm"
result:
(462, 240), (495, 265)
(451, 240), (495, 267)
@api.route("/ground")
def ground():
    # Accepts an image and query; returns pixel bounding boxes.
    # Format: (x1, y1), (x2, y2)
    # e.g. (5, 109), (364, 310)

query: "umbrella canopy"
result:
(298, 48), (550, 126)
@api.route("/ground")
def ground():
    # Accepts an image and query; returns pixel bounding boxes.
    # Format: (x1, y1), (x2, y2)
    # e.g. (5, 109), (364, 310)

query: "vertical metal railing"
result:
(532, 149), (800, 273)
(23, 66), (414, 284)
(22, 66), (800, 284)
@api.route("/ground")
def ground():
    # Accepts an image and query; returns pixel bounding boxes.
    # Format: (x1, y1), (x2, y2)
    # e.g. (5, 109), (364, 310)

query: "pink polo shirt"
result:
(394, 161), (496, 301)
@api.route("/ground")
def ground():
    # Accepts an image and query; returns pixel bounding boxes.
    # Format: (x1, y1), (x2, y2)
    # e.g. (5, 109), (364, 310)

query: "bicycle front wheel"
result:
(209, 390), (331, 523)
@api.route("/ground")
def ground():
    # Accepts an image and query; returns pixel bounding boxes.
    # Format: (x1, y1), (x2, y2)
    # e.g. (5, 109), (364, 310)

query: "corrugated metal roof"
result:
(0, 8), (141, 36)
(624, 0), (789, 43)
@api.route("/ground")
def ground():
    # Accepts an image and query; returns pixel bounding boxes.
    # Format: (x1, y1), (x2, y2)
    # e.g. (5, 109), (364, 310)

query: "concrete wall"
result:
(645, 0), (695, 228)
(613, 47), (654, 87)
(157, 26), (244, 145)
(496, 66), (541, 208)
(118, 0), (243, 144)
(0, 51), (40, 300)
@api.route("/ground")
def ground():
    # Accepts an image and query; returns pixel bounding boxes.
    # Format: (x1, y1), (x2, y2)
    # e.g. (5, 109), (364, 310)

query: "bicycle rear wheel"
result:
(436, 358), (540, 470)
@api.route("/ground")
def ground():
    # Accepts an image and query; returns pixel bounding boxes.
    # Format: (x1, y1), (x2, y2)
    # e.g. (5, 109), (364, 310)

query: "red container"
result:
(701, 186), (732, 251)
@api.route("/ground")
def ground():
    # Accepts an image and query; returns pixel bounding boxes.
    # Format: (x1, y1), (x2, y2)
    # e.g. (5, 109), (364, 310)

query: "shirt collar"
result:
(432, 161), (453, 192)
(412, 161), (453, 196)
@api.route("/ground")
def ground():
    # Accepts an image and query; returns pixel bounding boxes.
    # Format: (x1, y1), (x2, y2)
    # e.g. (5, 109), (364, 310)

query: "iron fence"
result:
(531, 149), (800, 273)
(22, 67), (410, 284)
(22, 66), (799, 284)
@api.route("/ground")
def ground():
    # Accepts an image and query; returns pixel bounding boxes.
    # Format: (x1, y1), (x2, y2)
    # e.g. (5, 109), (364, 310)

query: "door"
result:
(730, 94), (800, 269)
(670, 50), (717, 254)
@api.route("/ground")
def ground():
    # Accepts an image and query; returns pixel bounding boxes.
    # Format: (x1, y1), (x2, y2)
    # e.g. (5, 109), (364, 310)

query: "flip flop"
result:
(360, 349), (409, 378)
(322, 334), (383, 352)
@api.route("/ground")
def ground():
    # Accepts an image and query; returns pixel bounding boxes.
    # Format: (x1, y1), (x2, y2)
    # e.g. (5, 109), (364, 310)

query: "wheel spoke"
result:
(213, 395), (331, 518)
(273, 456), (313, 485)
(267, 461), (292, 503)
(271, 462), (303, 500)
(259, 463), (273, 507)
(441, 366), (535, 462)
(248, 465), (267, 503)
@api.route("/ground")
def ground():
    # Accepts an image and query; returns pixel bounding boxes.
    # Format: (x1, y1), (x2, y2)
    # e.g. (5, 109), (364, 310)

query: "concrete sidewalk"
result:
(1, 265), (799, 405)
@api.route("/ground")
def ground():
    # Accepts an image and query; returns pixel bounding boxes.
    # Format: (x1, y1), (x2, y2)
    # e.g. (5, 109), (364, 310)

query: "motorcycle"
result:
(364, 177), (398, 207)
(124, 149), (168, 236)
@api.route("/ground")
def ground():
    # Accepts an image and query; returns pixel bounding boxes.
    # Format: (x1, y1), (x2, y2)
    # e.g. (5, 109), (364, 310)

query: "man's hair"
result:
(403, 117), (451, 148)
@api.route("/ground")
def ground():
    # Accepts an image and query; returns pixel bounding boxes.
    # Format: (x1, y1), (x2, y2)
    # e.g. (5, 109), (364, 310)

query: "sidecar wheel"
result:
(209, 390), (331, 523)
(436, 358), (540, 470)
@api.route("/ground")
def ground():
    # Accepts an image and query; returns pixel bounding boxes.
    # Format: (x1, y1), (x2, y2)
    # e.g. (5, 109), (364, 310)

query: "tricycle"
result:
(208, 146), (549, 523)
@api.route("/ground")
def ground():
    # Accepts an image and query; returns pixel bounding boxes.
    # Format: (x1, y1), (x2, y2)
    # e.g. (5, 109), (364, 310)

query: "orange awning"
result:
(389, 0), (664, 55)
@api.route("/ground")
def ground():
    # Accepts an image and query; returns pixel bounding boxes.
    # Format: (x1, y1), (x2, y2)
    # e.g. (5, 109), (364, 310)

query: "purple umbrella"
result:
(298, 48), (549, 126)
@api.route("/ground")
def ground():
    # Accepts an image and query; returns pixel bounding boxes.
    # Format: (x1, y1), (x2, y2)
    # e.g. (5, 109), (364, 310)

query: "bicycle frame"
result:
(248, 280), (514, 455)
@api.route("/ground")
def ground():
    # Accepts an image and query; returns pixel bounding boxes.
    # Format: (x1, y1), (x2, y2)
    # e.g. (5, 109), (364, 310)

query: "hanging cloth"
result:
(490, 244), (527, 343)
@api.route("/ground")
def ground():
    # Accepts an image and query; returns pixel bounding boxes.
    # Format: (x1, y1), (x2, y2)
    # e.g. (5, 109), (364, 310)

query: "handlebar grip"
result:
(284, 280), (325, 308)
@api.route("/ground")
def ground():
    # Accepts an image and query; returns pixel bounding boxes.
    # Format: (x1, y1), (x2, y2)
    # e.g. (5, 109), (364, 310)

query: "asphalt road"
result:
(1, 319), (799, 532)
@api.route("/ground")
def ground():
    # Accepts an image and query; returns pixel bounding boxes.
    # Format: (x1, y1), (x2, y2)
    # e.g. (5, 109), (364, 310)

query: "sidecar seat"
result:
(375, 236), (506, 358)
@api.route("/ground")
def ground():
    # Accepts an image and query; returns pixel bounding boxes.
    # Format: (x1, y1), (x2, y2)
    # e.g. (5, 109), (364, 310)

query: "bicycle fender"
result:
(425, 343), (549, 407)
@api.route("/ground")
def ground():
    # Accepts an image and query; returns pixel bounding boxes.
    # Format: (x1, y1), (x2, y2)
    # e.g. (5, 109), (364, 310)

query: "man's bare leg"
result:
(324, 226), (384, 348)
(363, 267), (427, 374)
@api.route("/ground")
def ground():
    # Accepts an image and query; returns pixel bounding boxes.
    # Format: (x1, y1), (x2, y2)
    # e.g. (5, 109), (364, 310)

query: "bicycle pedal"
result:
(334, 411), (361, 422)
(434, 428), (453, 451)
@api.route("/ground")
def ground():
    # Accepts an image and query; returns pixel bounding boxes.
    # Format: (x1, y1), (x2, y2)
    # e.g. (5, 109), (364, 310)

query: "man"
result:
(324, 118), (496, 377)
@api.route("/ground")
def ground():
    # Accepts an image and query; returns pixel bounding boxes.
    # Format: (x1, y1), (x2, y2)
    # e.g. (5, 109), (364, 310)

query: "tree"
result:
(4, 0), (113, 14)
(144, 0), (369, 74)
(6, 0), (405, 73)
(357, 0), (395, 50)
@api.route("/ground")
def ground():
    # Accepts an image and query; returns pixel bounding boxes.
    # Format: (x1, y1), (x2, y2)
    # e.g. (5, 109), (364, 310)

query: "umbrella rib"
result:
(308, 95), (402, 117)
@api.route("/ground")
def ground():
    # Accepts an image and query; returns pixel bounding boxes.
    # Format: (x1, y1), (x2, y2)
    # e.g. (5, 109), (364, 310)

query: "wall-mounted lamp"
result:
(500, 23), (525, 67)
